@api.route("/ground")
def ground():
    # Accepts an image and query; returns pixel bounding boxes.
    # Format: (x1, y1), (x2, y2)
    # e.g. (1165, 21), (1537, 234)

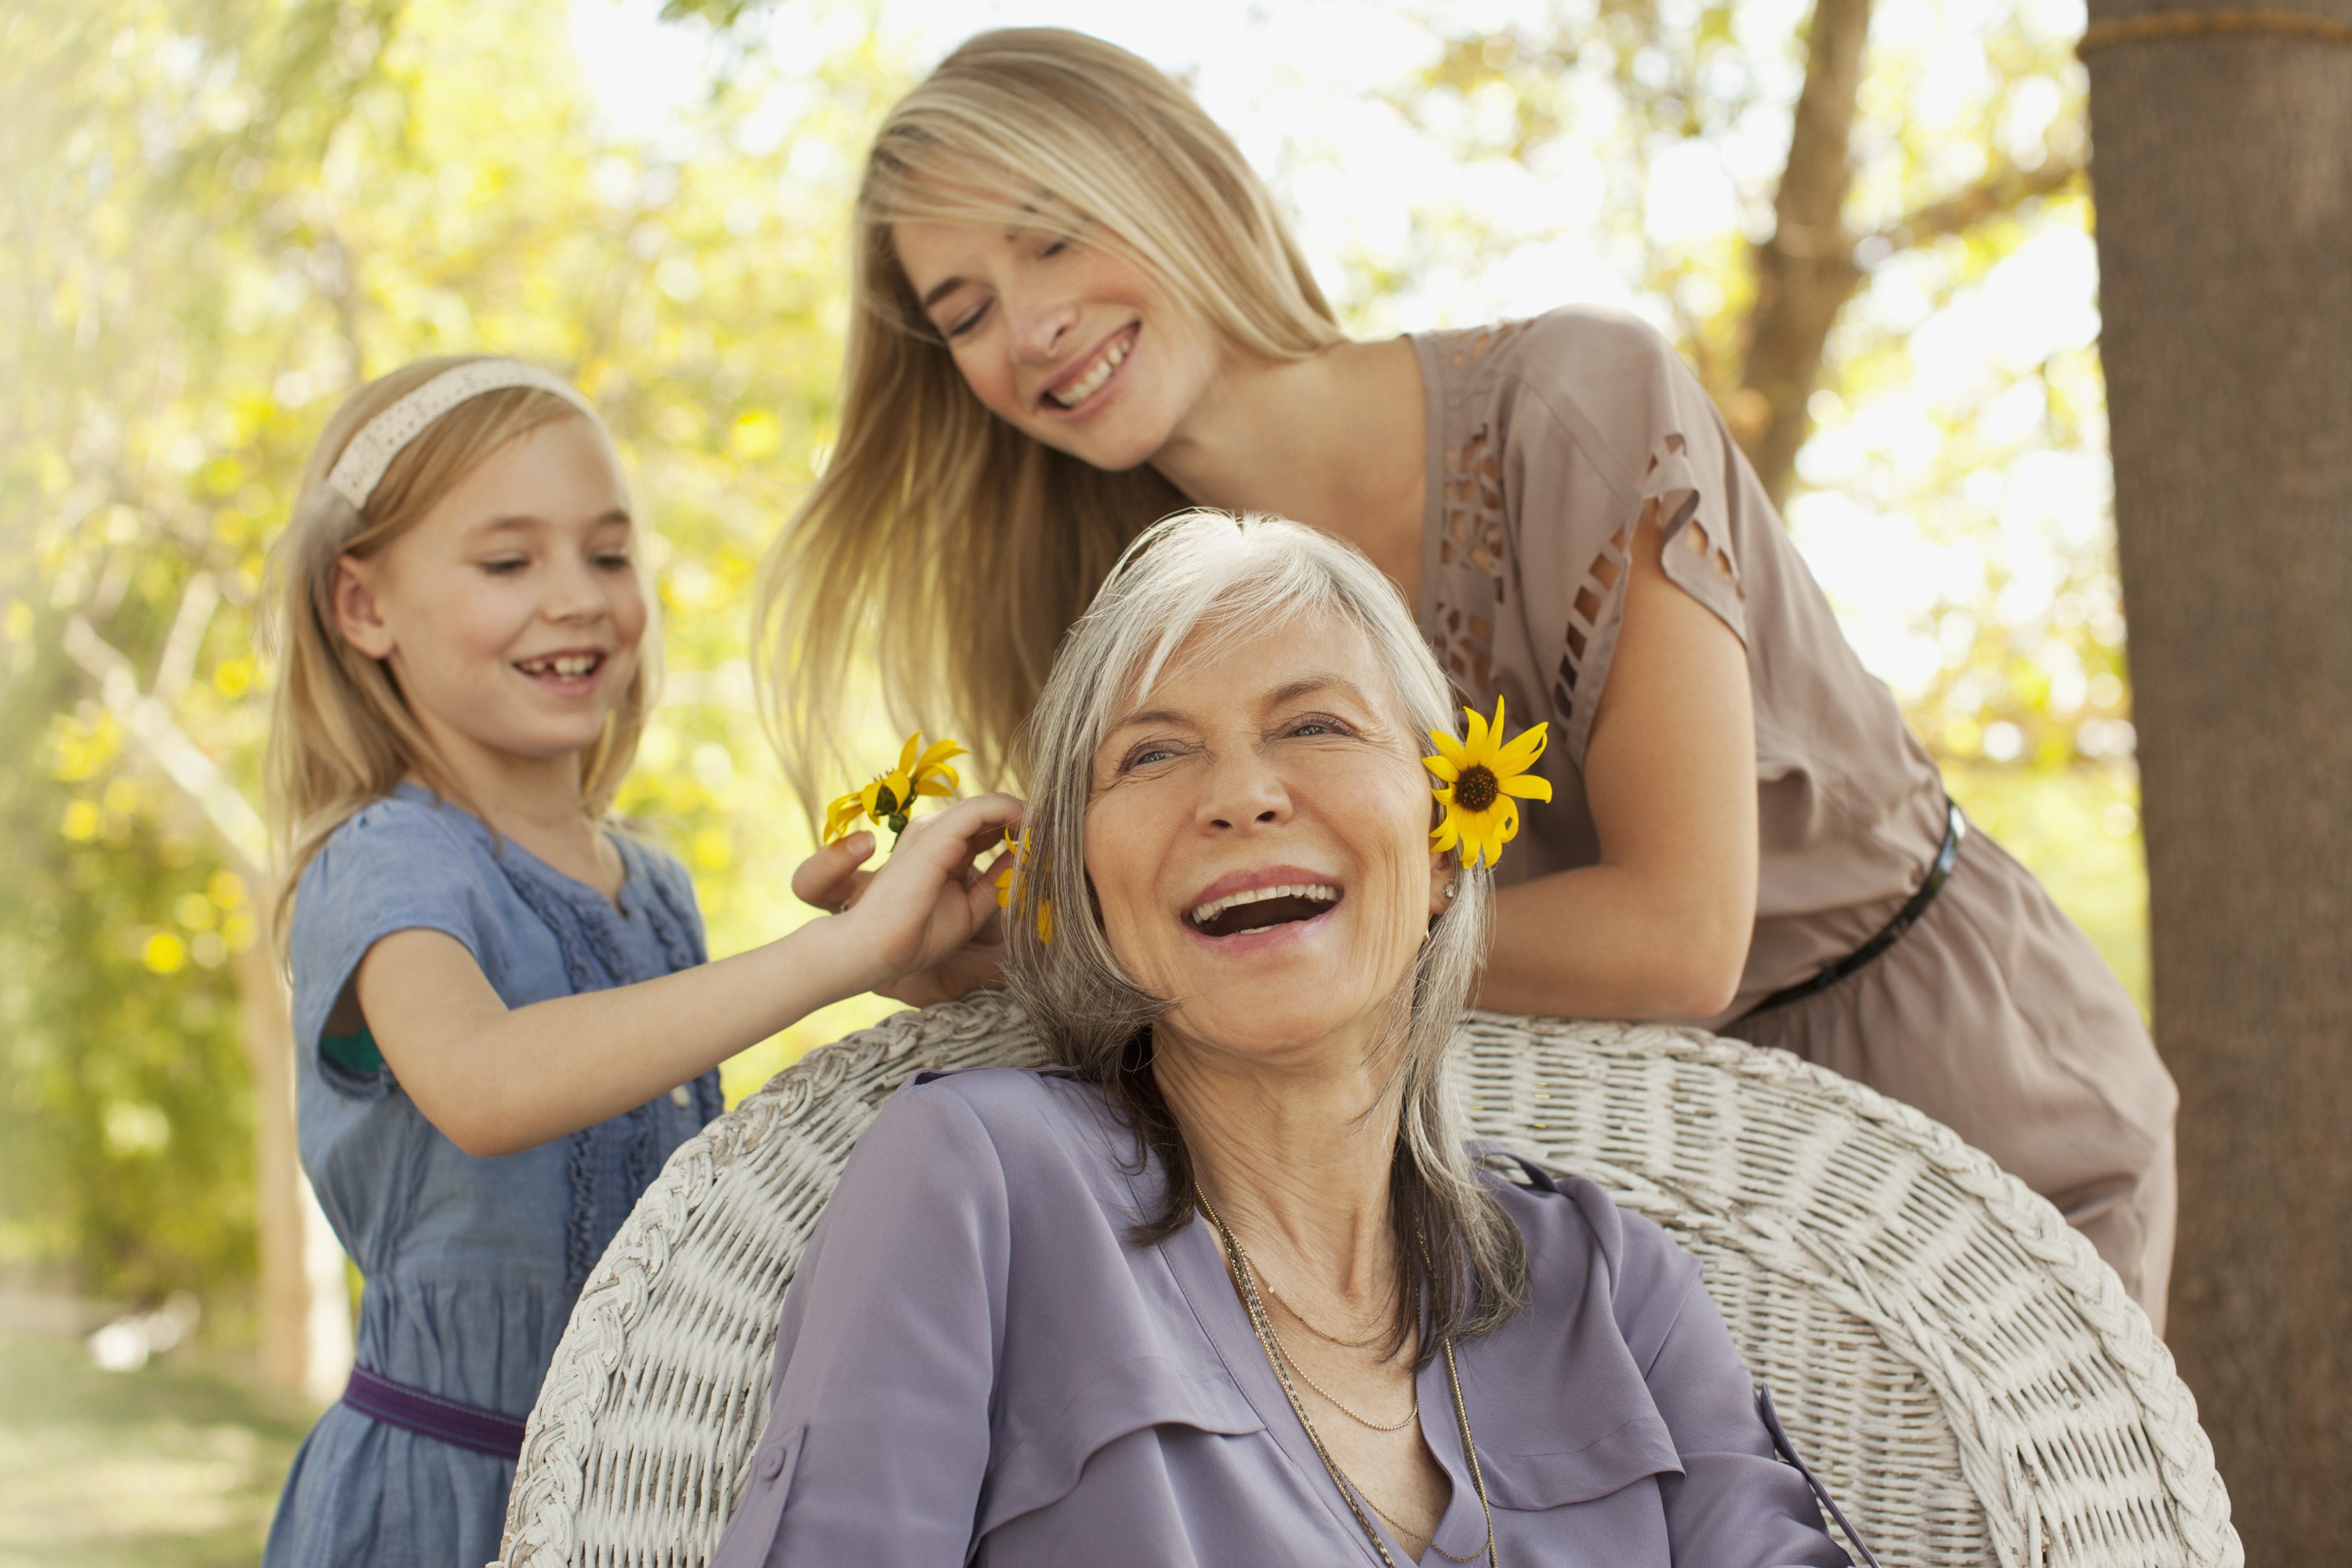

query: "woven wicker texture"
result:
(495, 993), (2239, 1568)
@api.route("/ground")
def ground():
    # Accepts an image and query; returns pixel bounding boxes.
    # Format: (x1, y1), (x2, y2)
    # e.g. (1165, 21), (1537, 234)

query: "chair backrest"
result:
(495, 993), (2240, 1568)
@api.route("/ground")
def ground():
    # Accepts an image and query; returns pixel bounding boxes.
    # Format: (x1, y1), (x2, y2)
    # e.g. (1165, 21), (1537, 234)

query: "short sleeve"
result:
(287, 799), (504, 1100)
(710, 1080), (1007, 1566)
(1487, 309), (1757, 766)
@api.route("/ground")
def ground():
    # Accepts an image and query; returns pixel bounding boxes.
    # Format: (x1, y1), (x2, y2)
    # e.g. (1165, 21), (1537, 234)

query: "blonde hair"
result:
(1007, 511), (1525, 1356)
(755, 26), (1347, 813)
(262, 354), (652, 942)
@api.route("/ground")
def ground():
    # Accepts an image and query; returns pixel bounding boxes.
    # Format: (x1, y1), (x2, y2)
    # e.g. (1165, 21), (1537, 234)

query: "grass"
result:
(0, 1330), (316, 1568)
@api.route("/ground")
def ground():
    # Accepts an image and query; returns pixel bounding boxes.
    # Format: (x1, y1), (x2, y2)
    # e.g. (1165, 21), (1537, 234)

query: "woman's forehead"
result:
(1102, 610), (1396, 730)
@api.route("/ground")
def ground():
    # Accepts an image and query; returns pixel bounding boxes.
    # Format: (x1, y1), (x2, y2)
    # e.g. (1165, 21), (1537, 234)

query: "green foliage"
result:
(0, 639), (261, 1315)
(0, 0), (909, 1327)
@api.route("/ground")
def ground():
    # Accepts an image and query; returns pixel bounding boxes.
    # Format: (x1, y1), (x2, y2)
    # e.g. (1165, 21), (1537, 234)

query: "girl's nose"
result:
(1008, 289), (1080, 367)
(542, 557), (612, 623)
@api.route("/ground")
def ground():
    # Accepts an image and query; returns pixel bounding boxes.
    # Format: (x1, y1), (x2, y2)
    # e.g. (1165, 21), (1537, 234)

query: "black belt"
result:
(1737, 799), (1966, 1022)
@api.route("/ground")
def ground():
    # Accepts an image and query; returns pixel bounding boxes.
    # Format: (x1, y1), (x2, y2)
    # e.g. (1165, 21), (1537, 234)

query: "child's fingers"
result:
(963, 870), (1005, 929)
(792, 833), (874, 911)
(902, 794), (1026, 873)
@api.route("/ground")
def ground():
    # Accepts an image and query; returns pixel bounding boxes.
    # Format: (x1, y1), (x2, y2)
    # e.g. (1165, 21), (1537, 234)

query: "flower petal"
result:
(1492, 721), (1548, 775)
(1461, 702), (1490, 758)
(916, 737), (966, 772)
(822, 793), (867, 843)
(1499, 772), (1552, 801)
(1428, 729), (1470, 771)
(1423, 751), (1461, 783)
(1430, 814), (1461, 854)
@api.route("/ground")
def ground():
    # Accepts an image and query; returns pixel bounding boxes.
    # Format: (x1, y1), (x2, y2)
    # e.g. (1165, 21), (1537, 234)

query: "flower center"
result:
(1454, 765), (1500, 812)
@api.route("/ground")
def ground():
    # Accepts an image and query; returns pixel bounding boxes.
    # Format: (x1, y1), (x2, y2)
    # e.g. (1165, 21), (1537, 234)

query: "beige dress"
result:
(1411, 308), (2179, 1324)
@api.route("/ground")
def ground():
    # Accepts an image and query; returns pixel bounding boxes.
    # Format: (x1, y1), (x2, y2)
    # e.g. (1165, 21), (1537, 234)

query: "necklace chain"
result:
(1196, 1188), (1499, 1568)
(1269, 1332), (1419, 1432)
(1261, 1276), (1392, 1350)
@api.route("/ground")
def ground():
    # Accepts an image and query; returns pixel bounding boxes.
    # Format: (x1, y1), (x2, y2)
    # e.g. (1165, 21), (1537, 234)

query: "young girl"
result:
(259, 354), (1017, 1568)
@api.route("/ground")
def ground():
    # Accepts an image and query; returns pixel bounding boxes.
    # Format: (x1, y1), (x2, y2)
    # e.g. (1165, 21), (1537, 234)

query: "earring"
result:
(1443, 882), (1457, 899)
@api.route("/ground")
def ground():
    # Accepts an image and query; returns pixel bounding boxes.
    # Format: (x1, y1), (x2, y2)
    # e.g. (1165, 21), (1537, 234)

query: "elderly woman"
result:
(716, 513), (1850, 1566)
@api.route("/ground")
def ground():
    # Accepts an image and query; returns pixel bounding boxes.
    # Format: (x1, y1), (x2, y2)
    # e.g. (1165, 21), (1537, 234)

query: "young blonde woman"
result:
(759, 27), (2178, 1326)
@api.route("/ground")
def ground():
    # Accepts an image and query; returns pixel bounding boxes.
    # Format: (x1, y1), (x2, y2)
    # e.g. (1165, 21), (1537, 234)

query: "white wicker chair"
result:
(495, 993), (2239, 1568)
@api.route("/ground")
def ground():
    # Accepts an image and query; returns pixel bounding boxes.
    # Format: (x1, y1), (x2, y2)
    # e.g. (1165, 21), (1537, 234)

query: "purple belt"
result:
(341, 1363), (530, 1460)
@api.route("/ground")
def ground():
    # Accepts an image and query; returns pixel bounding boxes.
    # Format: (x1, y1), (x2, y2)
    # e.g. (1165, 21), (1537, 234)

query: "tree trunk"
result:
(2084, 8), (2352, 1556)
(234, 942), (354, 1404)
(1737, 0), (1873, 507)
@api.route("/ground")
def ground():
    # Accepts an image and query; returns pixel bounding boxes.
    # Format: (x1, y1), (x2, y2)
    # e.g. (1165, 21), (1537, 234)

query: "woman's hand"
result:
(792, 793), (1026, 1005)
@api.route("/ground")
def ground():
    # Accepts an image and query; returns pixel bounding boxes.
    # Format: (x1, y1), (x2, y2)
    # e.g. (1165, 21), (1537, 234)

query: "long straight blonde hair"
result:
(756, 27), (1348, 809)
(262, 355), (653, 943)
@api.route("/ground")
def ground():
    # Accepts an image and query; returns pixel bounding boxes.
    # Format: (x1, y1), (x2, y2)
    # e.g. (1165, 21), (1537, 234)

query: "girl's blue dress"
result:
(263, 783), (722, 1567)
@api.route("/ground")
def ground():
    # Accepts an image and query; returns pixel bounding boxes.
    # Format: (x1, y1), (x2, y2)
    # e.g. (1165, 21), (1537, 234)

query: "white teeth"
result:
(1188, 882), (1340, 927)
(523, 654), (600, 678)
(1050, 332), (1131, 408)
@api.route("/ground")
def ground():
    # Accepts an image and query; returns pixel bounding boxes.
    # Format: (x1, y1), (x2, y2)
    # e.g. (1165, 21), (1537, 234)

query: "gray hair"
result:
(1003, 510), (1526, 1356)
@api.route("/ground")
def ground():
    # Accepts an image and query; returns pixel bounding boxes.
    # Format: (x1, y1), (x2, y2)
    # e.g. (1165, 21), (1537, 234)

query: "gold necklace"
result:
(1269, 1323), (1419, 1432)
(1196, 1189), (1499, 1568)
(1261, 1276), (1392, 1350)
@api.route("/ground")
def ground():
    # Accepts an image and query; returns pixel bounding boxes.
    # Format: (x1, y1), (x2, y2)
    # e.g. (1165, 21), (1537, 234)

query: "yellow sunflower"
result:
(991, 827), (1055, 944)
(1425, 696), (1552, 869)
(823, 731), (967, 843)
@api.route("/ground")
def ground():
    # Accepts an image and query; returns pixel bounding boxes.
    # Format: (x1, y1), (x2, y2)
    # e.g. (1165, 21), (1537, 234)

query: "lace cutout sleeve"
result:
(1497, 310), (1754, 768)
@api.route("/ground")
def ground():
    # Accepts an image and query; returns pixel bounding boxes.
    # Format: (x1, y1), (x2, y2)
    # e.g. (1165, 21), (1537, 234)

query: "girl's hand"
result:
(792, 794), (1026, 1002)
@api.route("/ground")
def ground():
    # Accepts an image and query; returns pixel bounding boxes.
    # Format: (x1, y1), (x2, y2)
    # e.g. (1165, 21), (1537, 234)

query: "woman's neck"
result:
(1156, 1020), (1406, 1305)
(1147, 336), (1428, 600)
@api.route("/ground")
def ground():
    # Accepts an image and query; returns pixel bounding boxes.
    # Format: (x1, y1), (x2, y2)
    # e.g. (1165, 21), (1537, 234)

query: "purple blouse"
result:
(710, 1069), (1849, 1566)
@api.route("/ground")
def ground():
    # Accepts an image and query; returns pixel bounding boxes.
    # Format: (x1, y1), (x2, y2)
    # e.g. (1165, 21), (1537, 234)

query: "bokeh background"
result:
(1, 0), (2136, 1558)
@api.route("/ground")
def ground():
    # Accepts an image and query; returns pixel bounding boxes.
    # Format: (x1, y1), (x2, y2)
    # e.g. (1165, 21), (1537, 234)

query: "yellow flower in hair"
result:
(823, 731), (967, 843)
(1426, 696), (1552, 869)
(991, 827), (1055, 944)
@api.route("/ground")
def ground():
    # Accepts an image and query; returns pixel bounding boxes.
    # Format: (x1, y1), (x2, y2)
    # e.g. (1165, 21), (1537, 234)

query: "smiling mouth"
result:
(1186, 882), (1341, 938)
(1047, 325), (1136, 409)
(515, 652), (604, 681)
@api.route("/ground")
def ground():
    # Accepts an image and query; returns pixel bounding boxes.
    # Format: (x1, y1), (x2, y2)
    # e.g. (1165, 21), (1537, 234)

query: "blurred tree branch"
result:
(1744, 125), (2086, 506)
(61, 615), (267, 880)
(1396, 2), (2089, 510)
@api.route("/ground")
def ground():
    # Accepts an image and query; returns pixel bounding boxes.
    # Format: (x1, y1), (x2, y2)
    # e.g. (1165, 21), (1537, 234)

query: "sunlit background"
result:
(0, 0), (2134, 1557)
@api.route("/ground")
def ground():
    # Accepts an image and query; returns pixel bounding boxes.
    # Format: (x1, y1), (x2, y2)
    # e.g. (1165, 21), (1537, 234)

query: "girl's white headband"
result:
(326, 359), (597, 511)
